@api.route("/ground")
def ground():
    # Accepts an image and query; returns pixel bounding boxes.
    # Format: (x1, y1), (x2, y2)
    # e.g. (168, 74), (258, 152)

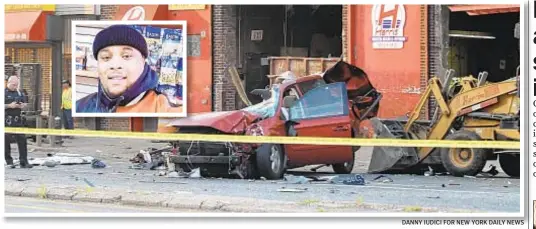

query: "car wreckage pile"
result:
(130, 60), (520, 180)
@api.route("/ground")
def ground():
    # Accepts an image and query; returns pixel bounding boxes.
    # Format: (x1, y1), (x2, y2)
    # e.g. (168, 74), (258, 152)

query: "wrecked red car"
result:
(167, 61), (382, 179)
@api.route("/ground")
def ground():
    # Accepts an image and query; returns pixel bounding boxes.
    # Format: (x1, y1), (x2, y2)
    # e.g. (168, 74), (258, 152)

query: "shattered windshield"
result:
(241, 86), (281, 119)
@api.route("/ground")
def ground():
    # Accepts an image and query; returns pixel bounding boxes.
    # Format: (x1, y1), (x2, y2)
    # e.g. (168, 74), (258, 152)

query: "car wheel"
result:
(332, 152), (355, 174)
(440, 130), (489, 177)
(498, 154), (520, 178)
(256, 144), (285, 180)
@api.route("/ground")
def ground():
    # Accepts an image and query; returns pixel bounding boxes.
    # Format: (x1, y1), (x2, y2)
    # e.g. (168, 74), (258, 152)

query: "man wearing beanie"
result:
(76, 25), (183, 114)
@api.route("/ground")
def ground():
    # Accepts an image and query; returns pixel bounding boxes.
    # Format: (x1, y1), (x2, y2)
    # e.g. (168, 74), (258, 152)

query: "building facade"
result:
(5, 4), (520, 132)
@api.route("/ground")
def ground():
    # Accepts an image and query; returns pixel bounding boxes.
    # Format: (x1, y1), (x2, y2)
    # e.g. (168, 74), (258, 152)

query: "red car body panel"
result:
(167, 61), (380, 168)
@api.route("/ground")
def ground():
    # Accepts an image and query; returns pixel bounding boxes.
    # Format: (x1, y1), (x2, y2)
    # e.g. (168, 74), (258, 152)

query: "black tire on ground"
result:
(332, 151), (355, 174)
(498, 154), (520, 178)
(256, 144), (285, 180)
(440, 130), (489, 177)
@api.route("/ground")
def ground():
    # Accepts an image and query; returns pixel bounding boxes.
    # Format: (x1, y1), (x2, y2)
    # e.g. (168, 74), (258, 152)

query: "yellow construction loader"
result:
(368, 68), (520, 177)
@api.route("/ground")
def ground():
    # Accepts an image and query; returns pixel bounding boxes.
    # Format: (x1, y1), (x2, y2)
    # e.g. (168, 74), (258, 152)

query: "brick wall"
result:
(341, 5), (348, 61)
(100, 5), (119, 20)
(212, 5), (238, 111)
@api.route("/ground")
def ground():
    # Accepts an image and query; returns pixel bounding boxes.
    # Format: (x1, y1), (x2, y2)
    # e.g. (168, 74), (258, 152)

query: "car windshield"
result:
(241, 86), (281, 119)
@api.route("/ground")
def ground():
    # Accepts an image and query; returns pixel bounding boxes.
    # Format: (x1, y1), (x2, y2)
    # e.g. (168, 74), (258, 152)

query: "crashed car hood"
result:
(322, 60), (376, 96)
(167, 111), (260, 133)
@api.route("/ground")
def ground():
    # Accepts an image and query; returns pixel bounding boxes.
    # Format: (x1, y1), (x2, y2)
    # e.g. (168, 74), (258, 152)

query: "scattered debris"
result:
(91, 159), (106, 169)
(307, 176), (330, 182)
(441, 184), (446, 188)
(372, 175), (393, 183)
(21, 153), (94, 166)
(260, 177), (267, 181)
(189, 168), (201, 178)
(329, 174), (365, 185)
(248, 179), (255, 182)
(16, 178), (31, 182)
(424, 166), (434, 176)
(449, 183), (460, 186)
(43, 160), (58, 168)
(277, 188), (307, 193)
(96, 150), (102, 153)
(284, 174), (310, 184)
(480, 165), (499, 177)
(328, 189), (339, 194)
(113, 156), (122, 159)
(83, 178), (95, 187)
(464, 175), (476, 179)
(158, 171), (167, 176)
(427, 196), (440, 199)
(167, 172), (179, 178)
(139, 180), (187, 184)
(129, 147), (169, 170)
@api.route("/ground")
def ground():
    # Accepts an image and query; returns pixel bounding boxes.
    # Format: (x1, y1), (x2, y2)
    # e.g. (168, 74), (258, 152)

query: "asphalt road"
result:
(4, 138), (521, 213)
(5, 196), (198, 213)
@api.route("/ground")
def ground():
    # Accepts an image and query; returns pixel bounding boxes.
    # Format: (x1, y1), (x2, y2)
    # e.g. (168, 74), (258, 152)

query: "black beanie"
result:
(92, 25), (148, 60)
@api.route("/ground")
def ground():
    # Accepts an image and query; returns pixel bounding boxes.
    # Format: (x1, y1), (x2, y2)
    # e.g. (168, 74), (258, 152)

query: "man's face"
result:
(7, 76), (19, 91)
(97, 45), (145, 98)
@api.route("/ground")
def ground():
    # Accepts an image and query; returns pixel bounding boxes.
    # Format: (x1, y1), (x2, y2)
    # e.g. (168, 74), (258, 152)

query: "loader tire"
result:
(440, 130), (489, 177)
(499, 154), (520, 178)
(256, 144), (285, 180)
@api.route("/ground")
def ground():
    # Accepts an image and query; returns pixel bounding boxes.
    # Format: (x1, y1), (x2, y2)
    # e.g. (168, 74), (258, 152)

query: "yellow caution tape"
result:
(4, 127), (520, 149)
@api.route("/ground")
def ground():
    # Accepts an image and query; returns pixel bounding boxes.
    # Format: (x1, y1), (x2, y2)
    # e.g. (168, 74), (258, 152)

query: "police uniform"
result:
(5, 87), (32, 168)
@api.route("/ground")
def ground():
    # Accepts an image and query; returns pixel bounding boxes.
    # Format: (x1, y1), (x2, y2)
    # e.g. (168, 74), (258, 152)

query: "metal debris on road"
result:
(83, 178), (95, 187)
(372, 175), (393, 183)
(329, 174), (365, 185)
(16, 178), (31, 182)
(427, 196), (440, 199)
(284, 174), (310, 184)
(277, 188), (307, 193)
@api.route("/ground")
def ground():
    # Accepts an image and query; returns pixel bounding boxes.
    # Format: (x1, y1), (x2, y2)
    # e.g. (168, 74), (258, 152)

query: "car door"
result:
(283, 82), (354, 165)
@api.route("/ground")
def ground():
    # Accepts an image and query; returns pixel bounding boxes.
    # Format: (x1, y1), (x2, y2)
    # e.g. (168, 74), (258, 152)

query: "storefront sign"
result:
(122, 6), (146, 21)
(5, 4), (55, 12)
(371, 5), (407, 49)
(168, 4), (205, 10)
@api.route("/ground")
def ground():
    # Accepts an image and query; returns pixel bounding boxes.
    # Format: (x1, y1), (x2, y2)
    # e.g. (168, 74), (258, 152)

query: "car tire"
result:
(498, 154), (520, 178)
(332, 152), (355, 174)
(440, 130), (489, 177)
(256, 144), (285, 180)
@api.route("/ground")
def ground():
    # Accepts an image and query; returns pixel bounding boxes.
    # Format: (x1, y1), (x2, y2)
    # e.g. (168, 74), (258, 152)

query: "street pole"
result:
(50, 40), (62, 147)
(46, 15), (64, 147)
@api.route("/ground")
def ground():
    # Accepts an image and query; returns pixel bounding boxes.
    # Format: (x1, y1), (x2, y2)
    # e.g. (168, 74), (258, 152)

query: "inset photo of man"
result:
(72, 21), (186, 117)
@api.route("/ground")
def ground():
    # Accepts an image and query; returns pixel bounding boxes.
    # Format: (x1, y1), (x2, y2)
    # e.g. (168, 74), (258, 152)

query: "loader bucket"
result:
(367, 118), (420, 173)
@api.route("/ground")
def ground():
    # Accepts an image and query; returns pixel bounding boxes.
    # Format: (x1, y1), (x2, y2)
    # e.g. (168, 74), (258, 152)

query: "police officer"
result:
(5, 75), (32, 169)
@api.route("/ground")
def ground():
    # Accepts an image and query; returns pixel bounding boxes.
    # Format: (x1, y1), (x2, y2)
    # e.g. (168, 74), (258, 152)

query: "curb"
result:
(4, 180), (475, 213)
